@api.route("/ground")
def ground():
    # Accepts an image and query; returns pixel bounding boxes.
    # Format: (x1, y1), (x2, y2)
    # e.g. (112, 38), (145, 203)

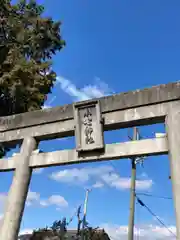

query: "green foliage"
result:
(0, 0), (65, 157)
(0, 0), (65, 115)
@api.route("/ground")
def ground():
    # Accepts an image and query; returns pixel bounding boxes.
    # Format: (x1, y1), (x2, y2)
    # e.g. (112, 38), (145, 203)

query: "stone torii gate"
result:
(0, 81), (180, 240)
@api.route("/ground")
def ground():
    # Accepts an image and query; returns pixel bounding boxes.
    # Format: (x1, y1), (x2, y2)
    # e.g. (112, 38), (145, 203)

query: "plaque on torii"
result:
(73, 100), (104, 152)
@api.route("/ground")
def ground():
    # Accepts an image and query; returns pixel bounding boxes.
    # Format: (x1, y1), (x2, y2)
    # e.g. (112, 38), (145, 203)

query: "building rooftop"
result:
(18, 229), (111, 240)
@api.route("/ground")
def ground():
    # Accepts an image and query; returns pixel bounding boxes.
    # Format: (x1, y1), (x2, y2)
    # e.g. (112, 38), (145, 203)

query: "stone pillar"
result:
(0, 137), (37, 240)
(166, 107), (180, 239)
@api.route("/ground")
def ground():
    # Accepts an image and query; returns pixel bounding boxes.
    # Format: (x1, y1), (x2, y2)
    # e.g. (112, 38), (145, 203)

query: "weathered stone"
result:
(0, 137), (37, 240)
(0, 137), (168, 172)
(0, 101), (179, 145)
(73, 100), (104, 152)
(0, 81), (180, 132)
(166, 106), (180, 239)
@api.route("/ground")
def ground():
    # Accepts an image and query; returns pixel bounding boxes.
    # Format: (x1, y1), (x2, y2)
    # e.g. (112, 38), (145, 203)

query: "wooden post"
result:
(128, 127), (139, 240)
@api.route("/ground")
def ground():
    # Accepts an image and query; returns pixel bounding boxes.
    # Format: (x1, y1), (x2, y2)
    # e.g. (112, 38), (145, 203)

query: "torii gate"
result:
(0, 81), (180, 240)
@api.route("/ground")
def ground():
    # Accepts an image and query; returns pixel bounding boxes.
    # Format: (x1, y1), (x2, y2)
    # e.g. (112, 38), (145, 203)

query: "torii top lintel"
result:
(0, 81), (179, 133)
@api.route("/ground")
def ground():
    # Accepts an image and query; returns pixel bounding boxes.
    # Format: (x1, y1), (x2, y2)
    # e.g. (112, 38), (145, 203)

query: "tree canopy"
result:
(0, 0), (65, 157)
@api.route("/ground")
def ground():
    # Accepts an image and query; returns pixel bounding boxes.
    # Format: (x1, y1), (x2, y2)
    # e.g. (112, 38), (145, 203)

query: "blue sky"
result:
(0, 0), (180, 239)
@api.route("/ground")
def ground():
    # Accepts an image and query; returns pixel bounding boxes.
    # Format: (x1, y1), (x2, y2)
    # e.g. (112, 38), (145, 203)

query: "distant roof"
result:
(18, 234), (32, 240)
(18, 229), (111, 240)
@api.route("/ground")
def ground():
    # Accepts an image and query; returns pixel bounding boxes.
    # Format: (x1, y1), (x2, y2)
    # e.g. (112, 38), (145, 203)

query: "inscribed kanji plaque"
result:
(73, 100), (104, 152)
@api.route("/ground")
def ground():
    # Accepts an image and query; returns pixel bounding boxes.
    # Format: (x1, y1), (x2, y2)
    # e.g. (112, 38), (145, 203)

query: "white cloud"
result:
(19, 229), (33, 235)
(100, 223), (176, 240)
(135, 179), (153, 190)
(26, 191), (40, 206)
(33, 168), (44, 174)
(41, 75), (113, 110)
(56, 76), (88, 101)
(50, 165), (113, 184)
(42, 95), (57, 109)
(27, 191), (68, 209)
(40, 195), (68, 208)
(56, 75), (113, 101)
(42, 104), (51, 109)
(50, 168), (90, 183)
(102, 173), (153, 190)
(50, 165), (153, 191)
(92, 181), (104, 189)
(0, 191), (68, 210)
(0, 193), (6, 205)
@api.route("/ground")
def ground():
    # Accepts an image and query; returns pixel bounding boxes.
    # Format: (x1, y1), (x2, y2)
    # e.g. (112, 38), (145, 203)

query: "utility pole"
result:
(82, 189), (91, 240)
(128, 127), (139, 240)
